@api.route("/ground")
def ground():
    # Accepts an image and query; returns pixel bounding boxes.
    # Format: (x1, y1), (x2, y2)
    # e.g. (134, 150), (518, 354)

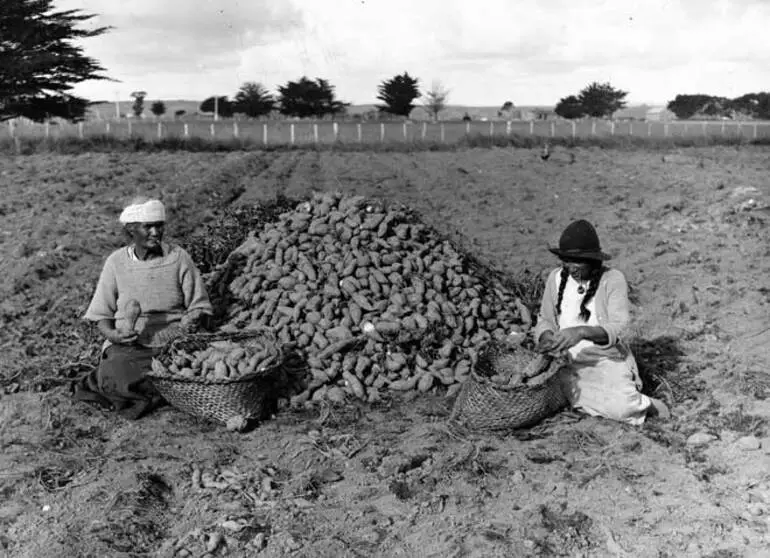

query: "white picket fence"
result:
(6, 118), (770, 145)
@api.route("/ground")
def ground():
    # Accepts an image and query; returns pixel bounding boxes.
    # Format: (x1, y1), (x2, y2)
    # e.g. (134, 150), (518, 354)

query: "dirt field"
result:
(1, 145), (770, 558)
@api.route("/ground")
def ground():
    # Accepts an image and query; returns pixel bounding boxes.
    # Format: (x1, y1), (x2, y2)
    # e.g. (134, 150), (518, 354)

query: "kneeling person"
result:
(534, 219), (668, 425)
(75, 197), (213, 419)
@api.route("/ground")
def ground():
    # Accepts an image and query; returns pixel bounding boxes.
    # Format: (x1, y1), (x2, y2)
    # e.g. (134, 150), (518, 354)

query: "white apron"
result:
(558, 275), (651, 425)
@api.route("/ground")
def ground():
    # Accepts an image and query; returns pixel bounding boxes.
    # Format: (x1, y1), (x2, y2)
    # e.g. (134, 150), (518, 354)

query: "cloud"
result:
(56, 0), (770, 105)
(56, 0), (303, 76)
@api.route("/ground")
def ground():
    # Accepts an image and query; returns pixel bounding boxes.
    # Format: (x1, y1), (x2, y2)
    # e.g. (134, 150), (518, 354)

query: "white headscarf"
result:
(119, 199), (166, 224)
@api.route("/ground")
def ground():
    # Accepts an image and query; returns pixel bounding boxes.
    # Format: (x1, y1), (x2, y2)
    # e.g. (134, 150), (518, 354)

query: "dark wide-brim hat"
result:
(548, 219), (612, 261)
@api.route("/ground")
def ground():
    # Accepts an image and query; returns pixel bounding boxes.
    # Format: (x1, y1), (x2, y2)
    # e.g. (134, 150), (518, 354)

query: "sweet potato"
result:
(213, 361), (229, 380)
(361, 322), (384, 342)
(122, 299), (141, 333)
(384, 352), (407, 372)
(348, 303), (363, 325)
(417, 372), (434, 393)
(342, 371), (366, 399)
(351, 292), (374, 312)
(388, 376), (418, 391)
(374, 321), (400, 336)
(317, 336), (360, 360)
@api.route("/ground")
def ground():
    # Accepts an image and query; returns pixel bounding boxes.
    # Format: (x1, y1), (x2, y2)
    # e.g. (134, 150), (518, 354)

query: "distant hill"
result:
(347, 104), (556, 121)
(88, 100), (201, 119)
(613, 104), (654, 120)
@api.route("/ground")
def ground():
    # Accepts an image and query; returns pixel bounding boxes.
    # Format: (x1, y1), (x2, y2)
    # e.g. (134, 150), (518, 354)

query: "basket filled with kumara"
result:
(148, 328), (285, 429)
(448, 340), (568, 431)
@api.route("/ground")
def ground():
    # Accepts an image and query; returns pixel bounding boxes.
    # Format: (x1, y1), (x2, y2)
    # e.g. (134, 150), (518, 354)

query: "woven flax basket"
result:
(147, 329), (284, 425)
(449, 342), (568, 431)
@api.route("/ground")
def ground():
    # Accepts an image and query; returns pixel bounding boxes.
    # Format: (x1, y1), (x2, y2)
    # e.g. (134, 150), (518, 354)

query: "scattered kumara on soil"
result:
(1, 145), (770, 557)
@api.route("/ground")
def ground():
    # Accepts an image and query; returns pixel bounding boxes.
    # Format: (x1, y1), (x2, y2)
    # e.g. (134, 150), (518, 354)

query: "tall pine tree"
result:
(0, 0), (111, 121)
(377, 72), (420, 117)
(278, 77), (348, 118)
(233, 82), (274, 118)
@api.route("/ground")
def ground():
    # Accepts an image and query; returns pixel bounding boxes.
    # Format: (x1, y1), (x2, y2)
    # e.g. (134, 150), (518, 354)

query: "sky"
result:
(55, 0), (770, 107)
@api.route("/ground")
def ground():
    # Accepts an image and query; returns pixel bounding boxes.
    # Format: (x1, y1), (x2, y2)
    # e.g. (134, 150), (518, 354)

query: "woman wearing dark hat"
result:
(533, 219), (668, 424)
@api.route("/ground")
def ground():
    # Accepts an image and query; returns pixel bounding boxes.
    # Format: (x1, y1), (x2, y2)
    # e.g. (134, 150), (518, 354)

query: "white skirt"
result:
(559, 356), (652, 426)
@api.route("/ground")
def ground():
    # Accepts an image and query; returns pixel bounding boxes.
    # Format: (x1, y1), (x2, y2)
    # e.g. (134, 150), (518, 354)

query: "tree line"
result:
(666, 93), (770, 120)
(553, 85), (770, 121)
(193, 78), (348, 120)
(553, 83), (628, 119)
(117, 74), (451, 122)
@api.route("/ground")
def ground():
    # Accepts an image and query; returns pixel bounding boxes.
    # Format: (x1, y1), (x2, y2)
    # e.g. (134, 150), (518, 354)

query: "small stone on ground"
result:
(686, 432), (717, 446)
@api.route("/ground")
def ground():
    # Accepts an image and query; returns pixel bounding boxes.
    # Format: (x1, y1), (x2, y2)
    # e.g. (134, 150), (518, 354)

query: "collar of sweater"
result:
(125, 242), (179, 266)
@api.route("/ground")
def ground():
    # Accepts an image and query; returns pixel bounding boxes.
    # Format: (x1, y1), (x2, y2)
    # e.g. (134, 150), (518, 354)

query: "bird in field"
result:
(540, 141), (551, 161)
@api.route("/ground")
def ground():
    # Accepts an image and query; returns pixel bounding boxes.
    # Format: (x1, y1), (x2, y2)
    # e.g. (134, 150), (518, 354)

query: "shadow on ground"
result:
(631, 335), (698, 405)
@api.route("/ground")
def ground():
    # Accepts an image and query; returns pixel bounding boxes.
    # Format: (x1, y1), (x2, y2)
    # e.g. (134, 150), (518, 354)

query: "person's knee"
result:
(612, 393), (651, 421)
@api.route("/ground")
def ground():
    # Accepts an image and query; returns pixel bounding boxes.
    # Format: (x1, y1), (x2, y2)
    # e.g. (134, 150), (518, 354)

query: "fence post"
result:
(78, 122), (84, 139)
(571, 121), (576, 139)
(357, 123), (362, 143)
(720, 121), (725, 135)
(233, 121), (239, 138)
(610, 121), (615, 136)
(128, 120), (132, 137)
(262, 123), (267, 145)
(465, 121), (470, 136)
(754, 123), (758, 139)
(210, 123), (215, 138)
(489, 121), (494, 138)
(403, 122), (407, 141)
(157, 122), (162, 140)
(313, 123), (319, 144)
(506, 120), (511, 137)
(106, 121), (110, 134)
(550, 121), (555, 138)
(628, 122), (633, 136)
(440, 123), (445, 143)
(380, 123), (385, 142)
(7, 120), (14, 138)
(290, 123), (295, 145)
(421, 122), (427, 141)
(333, 122), (339, 142)
(591, 121), (596, 136)
(529, 121), (534, 135)
(184, 123), (189, 138)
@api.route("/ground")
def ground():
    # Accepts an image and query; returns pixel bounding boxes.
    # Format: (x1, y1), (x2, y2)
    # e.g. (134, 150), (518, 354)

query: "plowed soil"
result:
(1, 146), (769, 558)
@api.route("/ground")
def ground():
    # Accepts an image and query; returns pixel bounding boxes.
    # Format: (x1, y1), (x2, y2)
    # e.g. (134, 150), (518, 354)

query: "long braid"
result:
(555, 267), (569, 316)
(579, 265), (605, 321)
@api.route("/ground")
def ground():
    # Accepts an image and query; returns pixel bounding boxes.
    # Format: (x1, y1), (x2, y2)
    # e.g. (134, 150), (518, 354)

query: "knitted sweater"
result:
(84, 243), (213, 348)
(533, 267), (632, 362)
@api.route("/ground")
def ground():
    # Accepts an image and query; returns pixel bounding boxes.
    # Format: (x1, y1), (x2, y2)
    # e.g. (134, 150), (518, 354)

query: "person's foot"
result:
(647, 397), (671, 420)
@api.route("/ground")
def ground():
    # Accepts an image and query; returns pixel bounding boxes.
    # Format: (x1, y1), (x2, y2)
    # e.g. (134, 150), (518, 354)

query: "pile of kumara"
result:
(221, 192), (533, 404)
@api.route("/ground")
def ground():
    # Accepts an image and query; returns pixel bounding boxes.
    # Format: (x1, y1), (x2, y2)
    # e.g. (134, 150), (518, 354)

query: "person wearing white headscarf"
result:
(75, 196), (213, 419)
